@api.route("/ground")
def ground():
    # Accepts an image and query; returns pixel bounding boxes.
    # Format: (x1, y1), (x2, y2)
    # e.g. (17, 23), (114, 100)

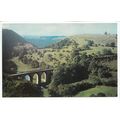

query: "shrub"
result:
(21, 56), (28, 64)
(74, 82), (95, 93)
(11, 82), (43, 97)
(3, 79), (43, 97)
(97, 93), (106, 97)
(3, 79), (16, 97)
(82, 44), (90, 50)
(106, 42), (115, 47)
(90, 94), (96, 97)
(85, 40), (94, 46)
(89, 62), (112, 79)
(101, 78), (117, 87)
(71, 48), (80, 59)
(90, 93), (106, 97)
(48, 81), (95, 97)
(88, 74), (102, 85)
(98, 66), (112, 78)
(31, 60), (39, 68)
(102, 48), (113, 55)
(48, 82), (61, 97)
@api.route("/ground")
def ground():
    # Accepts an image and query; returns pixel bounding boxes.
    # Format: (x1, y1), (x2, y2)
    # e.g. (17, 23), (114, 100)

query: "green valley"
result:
(2, 24), (117, 97)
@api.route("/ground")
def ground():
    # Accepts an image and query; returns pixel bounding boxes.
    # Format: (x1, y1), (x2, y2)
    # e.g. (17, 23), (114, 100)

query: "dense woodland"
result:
(2, 29), (117, 97)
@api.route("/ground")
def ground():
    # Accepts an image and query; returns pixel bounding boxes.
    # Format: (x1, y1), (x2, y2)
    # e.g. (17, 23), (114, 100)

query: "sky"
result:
(3, 23), (117, 36)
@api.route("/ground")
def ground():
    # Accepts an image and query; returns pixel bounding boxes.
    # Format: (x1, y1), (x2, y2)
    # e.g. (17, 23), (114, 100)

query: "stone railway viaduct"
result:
(6, 69), (53, 85)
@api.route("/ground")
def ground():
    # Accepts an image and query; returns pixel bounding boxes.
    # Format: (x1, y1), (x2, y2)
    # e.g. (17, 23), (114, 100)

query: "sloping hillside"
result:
(3, 32), (117, 73)
(46, 34), (117, 50)
(2, 29), (35, 73)
(68, 34), (117, 46)
(2, 29), (34, 60)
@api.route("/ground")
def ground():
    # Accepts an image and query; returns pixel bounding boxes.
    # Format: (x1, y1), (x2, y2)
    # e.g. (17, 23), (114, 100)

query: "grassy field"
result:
(75, 86), (117, 97)
(80, 46), (117, 55)
(11, 57), (33, 72)
(42, 88), (50, 97)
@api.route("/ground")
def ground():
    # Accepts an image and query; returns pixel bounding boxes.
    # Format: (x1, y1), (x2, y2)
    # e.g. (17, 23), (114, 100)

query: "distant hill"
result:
(47, 34), (117, 49)
(46, 38), (71, 49)
(24, 36), (65, 48)
(2, 29), (34, 60)
(68, 34), (117, 46)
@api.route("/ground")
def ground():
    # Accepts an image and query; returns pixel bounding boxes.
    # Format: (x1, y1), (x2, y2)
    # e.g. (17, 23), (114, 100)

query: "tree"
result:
(89, 60), (112, 79)
(82, 44), (90, 50)
(47, 54), (53, 61)
(104, 32), (107, 35)
(21, 56), (28, 64)
(97, 51), (101, 56)
(86, 40), (94, 46)
(105, 42), (116, 47)
(102, 48), (113, 55)
(31, 60), (39, 68)
(3, 60), (17, 74)
(110, 42), (115, 47)
(51, 63), (89, 85)
(71, 48), (80, 59)
(73, 56), (81, 64)
(98, 66), (112, 78)
(72, 41), (79, 49)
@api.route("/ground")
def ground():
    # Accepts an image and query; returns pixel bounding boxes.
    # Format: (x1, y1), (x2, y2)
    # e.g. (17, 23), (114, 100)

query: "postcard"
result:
(2, 23), (117, 97)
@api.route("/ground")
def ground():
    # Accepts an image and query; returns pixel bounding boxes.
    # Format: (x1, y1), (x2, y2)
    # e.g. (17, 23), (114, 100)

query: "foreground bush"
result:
(48, 81), (95, 97)
(3, 79), (43, 97)
(88, 74), (102, 85)
(88, 74), (117, 87)
(89, 61), (112, 79)
(101, 78), (117, 87)
(90, 93), (106, 97)
(3, 79), (17, 97)
(11, 82), (43, 97)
